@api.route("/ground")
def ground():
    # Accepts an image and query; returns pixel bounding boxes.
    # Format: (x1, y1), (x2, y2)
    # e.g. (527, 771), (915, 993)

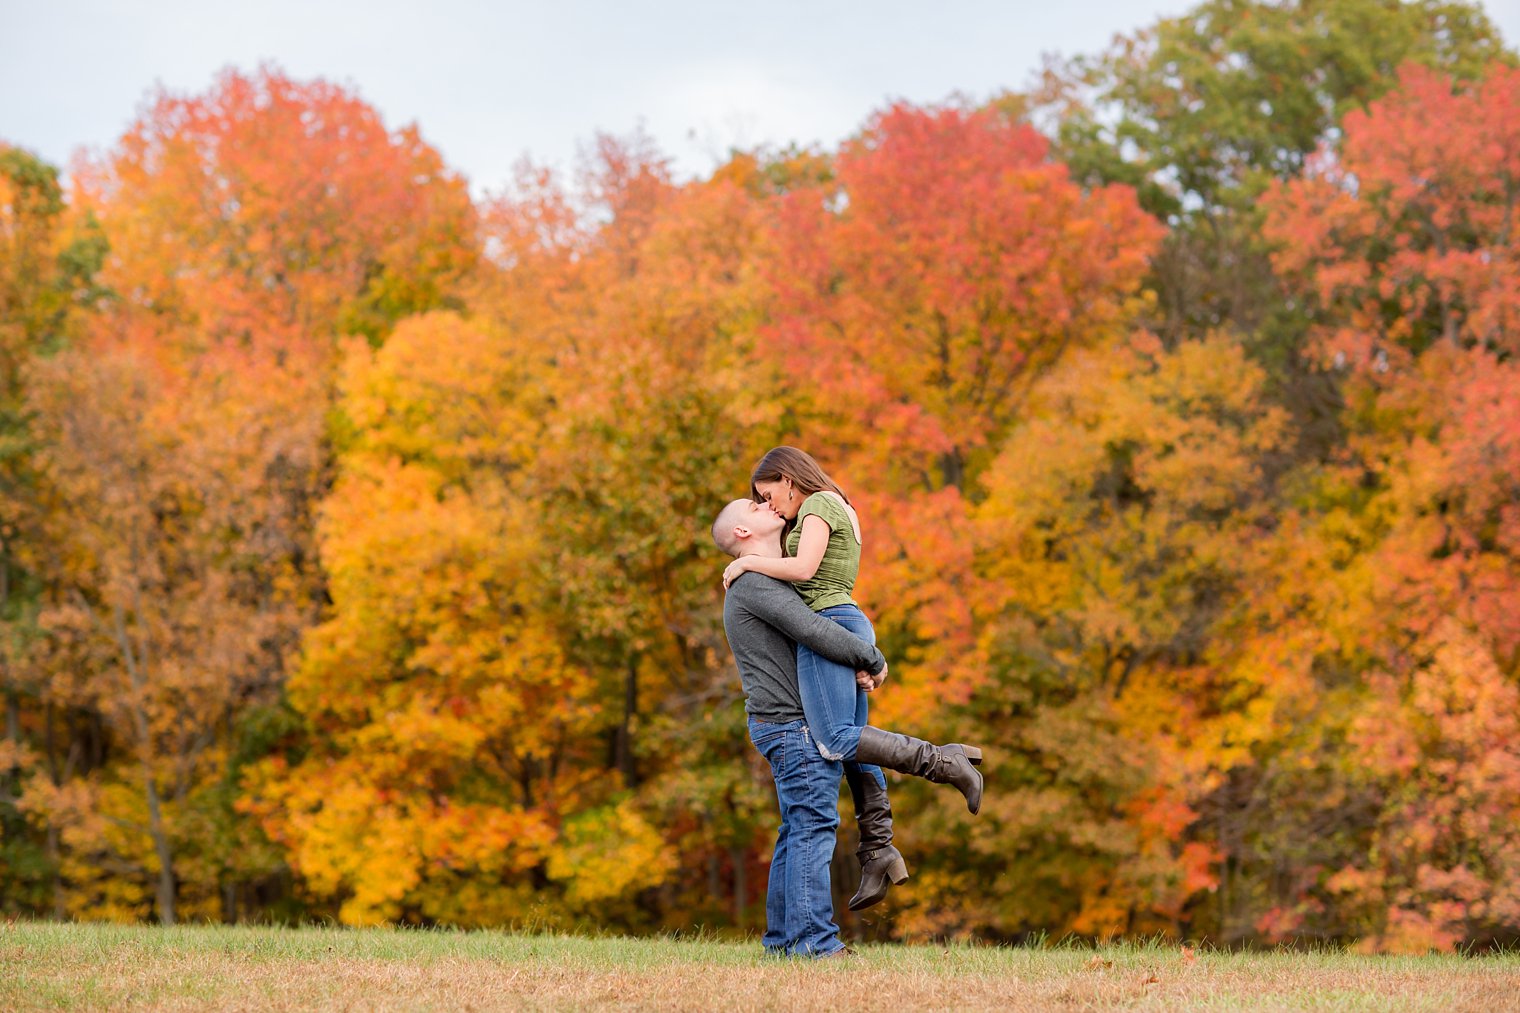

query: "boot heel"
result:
(887, 855), (910, 884)
(961, 746), (983, 766)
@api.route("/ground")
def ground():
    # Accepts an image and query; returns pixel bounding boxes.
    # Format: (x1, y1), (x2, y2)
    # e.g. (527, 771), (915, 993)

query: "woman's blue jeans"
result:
(748, 716), (845, 958)
(796, 603), (888, 793)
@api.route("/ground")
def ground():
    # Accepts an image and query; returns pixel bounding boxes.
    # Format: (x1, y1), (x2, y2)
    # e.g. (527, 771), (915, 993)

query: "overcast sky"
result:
(3, 1), (1518, 193)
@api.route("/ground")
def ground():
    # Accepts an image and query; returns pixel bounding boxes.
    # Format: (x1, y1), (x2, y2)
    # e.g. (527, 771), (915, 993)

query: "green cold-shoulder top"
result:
(784, 491), (861, 611)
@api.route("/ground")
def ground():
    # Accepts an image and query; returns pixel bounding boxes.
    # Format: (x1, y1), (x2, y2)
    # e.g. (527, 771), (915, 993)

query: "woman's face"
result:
(755, 478), (801, 520)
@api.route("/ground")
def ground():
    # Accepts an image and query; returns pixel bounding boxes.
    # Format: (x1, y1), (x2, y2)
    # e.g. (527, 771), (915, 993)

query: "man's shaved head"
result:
(711, 498), (752, 556)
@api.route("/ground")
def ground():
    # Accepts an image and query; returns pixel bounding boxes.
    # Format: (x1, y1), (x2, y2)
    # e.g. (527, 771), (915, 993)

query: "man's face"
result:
(739, 498), (784, 540)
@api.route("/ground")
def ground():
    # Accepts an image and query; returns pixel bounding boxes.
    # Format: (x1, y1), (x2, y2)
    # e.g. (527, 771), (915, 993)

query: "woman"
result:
(722, 447), (984, 910)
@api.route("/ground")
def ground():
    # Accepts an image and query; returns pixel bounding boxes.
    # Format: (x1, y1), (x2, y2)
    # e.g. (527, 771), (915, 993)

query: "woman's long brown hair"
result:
(749, 446), (849, 554)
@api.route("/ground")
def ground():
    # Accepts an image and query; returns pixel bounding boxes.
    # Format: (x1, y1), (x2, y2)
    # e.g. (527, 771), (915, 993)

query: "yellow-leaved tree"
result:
(242, 311), (675, 925)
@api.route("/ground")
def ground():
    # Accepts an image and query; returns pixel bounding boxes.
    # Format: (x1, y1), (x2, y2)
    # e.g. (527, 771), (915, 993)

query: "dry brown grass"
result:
(5, 922), (1520, 1011)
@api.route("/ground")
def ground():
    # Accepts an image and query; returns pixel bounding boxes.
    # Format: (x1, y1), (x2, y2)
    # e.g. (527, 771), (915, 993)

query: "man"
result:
(712, 498), (984, 958)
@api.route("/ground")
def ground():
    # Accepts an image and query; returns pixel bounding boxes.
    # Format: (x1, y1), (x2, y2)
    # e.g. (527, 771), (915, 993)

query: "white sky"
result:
(3, 1), (1518, 193)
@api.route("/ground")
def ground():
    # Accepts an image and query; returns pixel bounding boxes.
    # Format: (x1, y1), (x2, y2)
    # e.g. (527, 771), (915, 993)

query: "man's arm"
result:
(732, 575), (885, 675)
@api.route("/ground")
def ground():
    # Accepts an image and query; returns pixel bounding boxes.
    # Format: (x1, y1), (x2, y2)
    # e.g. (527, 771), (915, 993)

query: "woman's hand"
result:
(722, 556), (754, 589)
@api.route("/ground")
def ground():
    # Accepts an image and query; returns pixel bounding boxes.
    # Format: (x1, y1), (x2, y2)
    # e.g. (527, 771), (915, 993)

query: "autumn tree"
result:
(0, 145), (106, 915)
(241, 311), (649, 926)
(1028, 0), (1512, 497)
(1035, 0), (1508, 346)
(1248, 62), (1520, 951)
(721, 102), (1166, 938)
(472, 139), (798, 928)
(751, 101), (1160, 731)
(943, 332), (1287, 937)
(72, 65), (477, 355)
(519, 142), (799, 927)
(23, 347), (318, 923)
(20, 66), (476, 923)
(244, 132), (794, 927)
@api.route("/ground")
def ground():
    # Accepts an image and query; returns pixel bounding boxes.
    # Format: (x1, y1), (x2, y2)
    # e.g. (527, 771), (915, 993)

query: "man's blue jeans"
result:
(748, 716), (845, 958)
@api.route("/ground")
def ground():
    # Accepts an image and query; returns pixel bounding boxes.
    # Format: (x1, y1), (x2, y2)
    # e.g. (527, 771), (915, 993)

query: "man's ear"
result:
(732, 524), (751, 541)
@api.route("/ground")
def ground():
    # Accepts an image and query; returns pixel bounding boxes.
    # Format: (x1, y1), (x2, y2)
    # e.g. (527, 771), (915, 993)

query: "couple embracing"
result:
(712, 447), (985, 958)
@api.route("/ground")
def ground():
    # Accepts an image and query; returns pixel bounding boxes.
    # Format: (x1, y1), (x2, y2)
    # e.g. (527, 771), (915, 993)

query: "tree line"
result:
(1, 0), (1517, 952)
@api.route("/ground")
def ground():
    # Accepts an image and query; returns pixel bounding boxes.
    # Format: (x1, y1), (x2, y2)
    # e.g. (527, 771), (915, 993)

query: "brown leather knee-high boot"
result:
(852, 726), (985, 815)
(844, 765), (908, 911)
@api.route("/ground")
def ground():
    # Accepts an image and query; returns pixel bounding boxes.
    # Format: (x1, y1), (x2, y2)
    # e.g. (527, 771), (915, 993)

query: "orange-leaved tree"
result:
(23, 66), (477, 923)
(479, 139), (796, 930)
(760, 101), (1163, 715)
(0, 144), (106, 915)
(240, 311), (644, 926)
(687, 102), (1165, 939)
(1256, 62), (1520, 951)
(962, 331), (1288, 938)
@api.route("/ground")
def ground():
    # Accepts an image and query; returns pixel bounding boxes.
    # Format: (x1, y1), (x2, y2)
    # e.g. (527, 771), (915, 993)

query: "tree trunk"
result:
(730, 845), (746, 929)
(143, 769), (176, 925)
(1, 556), (17, 802)
(47, 823), (65, 920)
(4, 688), (19, 800)
(615, 658), (638, 785)
(44, 703), (65, 919)
(102, 592), (179, 926)
(939, 447), (965, 492)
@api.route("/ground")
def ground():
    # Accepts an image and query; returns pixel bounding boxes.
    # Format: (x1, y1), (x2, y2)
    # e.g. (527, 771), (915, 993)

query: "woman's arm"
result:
(722, 514), (830, 588)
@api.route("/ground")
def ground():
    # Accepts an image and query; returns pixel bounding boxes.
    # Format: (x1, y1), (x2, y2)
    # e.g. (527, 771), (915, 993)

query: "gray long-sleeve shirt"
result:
(722, 572), (886, 723)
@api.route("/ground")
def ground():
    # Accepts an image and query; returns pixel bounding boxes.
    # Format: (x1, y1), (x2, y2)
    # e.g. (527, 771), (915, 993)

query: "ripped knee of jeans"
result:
(806, 728), (846, 762)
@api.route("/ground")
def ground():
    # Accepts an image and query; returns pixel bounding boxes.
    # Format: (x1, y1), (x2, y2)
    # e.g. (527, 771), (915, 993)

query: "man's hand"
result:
(856, 660), (889, 692)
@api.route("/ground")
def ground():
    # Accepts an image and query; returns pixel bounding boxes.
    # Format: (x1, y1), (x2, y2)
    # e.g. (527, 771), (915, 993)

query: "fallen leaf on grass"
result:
(1086, 955), (1113, 970)
(1140, 974), (1160, 986)
(1181, 944), (1196, 965)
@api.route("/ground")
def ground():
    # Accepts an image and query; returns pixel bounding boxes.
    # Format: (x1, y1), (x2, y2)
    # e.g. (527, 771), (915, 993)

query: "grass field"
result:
(5, 922), (1520, 1011)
